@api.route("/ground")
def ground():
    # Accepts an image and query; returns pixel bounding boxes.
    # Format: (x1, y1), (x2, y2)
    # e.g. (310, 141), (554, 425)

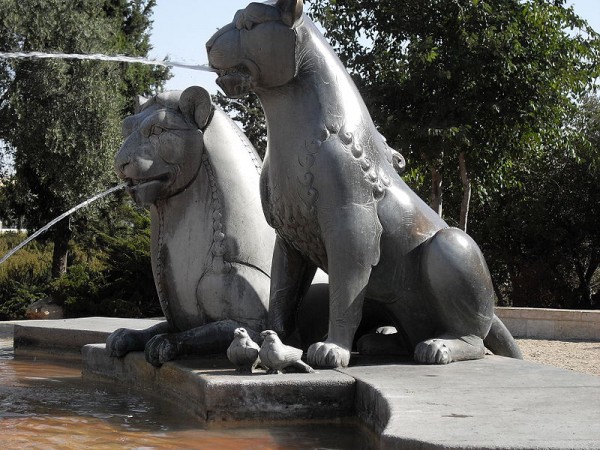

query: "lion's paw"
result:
(414, 339), (452, 364)
(145, 334), (179, 367)
(307, 341), (350, 368)
(106, 328), (143, 358)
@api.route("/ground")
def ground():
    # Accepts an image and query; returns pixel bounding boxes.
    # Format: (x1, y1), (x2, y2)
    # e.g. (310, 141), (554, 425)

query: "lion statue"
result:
(207, 0), (522, 368)
(107, 86), (276, 366)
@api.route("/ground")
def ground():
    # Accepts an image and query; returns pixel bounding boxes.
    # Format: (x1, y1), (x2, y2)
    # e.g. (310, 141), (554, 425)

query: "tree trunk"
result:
(574, 248), (600, 307)
(51, 219), (71, 279)
(458, 151), (471, 232)
(430, 167), (443, 217)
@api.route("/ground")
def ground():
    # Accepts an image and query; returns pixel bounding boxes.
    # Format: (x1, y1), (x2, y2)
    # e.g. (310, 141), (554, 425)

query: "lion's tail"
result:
(484, 314), (523, 359)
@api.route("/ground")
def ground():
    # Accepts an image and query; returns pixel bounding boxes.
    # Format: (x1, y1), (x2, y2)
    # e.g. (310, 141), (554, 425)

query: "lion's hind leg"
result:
(414, 334), (485, 364)
(415, 227), (494, 364)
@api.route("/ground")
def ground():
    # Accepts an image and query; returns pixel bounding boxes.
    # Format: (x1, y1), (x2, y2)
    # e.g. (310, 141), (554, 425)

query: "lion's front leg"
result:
(307, 206), (381, 369)
(307, 264), (370, 368)
(144, 319), (260, 367)
(106, 321), (173, 358)
(269, 235), (317, 340)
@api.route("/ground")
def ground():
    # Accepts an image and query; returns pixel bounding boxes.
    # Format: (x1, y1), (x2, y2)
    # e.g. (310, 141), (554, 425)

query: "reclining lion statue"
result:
(207, 0), (522, 368)
(107, 87), (276, 366)
(107, 86), (329, 367)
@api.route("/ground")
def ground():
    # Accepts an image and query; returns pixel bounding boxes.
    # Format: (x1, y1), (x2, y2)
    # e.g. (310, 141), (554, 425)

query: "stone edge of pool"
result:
(4, 318), (600, 450)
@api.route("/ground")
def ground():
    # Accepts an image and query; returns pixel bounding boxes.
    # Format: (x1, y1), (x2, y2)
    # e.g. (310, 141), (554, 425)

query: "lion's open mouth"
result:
(126, 173), (170, 188)
(216, 64), (251, 78)
(214, 62), (259, 98)
(123, 173), (172, 207)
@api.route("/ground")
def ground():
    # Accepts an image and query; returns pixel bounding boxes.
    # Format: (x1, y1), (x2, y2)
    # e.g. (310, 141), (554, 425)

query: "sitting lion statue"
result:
(107, 86), (276, 366)
(207, 0), (522, 368)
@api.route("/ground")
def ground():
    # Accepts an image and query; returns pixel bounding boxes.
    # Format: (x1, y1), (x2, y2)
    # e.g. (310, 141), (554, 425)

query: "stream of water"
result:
(0, 51), (215, 72)
(0, 184), (127, 266)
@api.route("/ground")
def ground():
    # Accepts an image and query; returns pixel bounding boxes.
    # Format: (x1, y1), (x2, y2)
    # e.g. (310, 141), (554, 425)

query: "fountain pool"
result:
(0, 337), (376, 449)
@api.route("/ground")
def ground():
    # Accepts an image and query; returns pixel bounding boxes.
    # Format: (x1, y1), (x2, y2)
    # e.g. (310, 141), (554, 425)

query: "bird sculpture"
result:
(227, 328), (261, 374)
(259, 330), (315, 374)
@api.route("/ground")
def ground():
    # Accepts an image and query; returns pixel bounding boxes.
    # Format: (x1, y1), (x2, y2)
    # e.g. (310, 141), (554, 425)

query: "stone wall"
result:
(496, 307), (600, 341)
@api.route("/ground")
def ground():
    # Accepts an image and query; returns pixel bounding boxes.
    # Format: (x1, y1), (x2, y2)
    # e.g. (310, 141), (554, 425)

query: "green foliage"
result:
(0, 0), (168, 278)
(472, 95), (600, 309)
(308, 0), (600, 220)
(51, 203), (160, 318)
(0, 232), (52, 319)
(102, 0), (170, 113)
(0, 204), (160, 319)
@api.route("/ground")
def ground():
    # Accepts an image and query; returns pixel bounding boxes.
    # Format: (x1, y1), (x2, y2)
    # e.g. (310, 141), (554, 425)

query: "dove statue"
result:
(259, 330), (314, 374)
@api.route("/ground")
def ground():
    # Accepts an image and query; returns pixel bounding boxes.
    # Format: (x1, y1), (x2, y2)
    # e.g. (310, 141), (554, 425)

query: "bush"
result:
(49, 229), (160, 318)
(0, 232), (52, 320)
(0, 205), (161, 320)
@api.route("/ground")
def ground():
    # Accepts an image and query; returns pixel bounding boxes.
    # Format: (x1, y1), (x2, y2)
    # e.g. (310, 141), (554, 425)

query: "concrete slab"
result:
(5, 318), (600, 449)
(341, 358), (600, 449)
(11, 317), (162, 359)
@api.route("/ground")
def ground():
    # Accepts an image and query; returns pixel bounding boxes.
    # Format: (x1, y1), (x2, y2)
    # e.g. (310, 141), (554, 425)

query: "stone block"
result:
(83, 344), (356, 422)
(499, 317), (527, 338)
(13, 317), (162, 358)
(526, 319), (555, 339)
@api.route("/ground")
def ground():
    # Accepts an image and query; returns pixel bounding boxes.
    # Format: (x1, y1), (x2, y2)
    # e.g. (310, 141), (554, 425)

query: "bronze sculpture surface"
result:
(106, 86), (274, 366)
(207, 0), (522, 368)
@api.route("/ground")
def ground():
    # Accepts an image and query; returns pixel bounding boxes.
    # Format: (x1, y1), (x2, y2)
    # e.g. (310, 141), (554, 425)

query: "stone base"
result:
(12, 317), (162, 359)
(5, 318), (600, 449)
(83, 344), (356, 422)
(343, 358), (600, 449)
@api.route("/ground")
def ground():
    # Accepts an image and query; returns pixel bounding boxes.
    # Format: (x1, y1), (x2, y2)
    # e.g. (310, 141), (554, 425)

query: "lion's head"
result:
(206, 0), (304, 98)
(115, 86), (213, 206)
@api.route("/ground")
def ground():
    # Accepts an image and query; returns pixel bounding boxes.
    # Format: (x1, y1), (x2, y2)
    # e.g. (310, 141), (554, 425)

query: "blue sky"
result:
(149, 1), (600, 94)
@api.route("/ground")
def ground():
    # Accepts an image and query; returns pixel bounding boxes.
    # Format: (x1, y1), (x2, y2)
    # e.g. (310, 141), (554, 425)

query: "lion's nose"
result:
(206, 22), (236, 62)
(115, 155), (131, 178)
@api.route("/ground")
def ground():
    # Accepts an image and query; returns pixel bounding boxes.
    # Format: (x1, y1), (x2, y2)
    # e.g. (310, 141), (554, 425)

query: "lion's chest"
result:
(260, 155), (328, 270)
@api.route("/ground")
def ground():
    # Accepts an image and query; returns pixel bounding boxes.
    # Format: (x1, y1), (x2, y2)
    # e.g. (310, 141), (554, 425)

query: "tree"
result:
(308, 0), (600, 231)
(472, 94), (600, 309)
(102, 0), (170, 113)
(0, 0), (167, 277)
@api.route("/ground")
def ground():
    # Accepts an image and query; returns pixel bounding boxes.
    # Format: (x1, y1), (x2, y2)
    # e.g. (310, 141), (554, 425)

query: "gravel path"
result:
(516, 339), (600, 377)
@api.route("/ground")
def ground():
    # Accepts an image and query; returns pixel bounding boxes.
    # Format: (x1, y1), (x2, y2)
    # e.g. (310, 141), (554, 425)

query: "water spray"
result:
(0, 184), (127, 266)
(0, 51), (216, 72)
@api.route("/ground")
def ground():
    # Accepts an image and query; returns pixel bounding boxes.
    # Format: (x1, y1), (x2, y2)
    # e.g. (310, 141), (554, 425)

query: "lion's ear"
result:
(134, 95), (149, 114)
(277, 0), (303, 27)
(179, 86), (213, 129)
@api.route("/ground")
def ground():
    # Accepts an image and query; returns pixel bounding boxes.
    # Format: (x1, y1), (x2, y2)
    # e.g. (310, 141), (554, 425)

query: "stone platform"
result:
(4, 318), (600, 449)
(9, 317), (162, 359)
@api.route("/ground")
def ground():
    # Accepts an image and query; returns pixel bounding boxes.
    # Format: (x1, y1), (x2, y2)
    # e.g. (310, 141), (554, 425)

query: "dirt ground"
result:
(516, 339), (600, 377)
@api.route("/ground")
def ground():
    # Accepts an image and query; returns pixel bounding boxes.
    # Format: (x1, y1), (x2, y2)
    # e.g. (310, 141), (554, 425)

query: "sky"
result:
(149, 0), (600, 94)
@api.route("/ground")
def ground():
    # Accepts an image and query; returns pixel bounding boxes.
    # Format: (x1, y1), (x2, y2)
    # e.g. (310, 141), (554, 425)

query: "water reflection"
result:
(0, 337), (375, 449)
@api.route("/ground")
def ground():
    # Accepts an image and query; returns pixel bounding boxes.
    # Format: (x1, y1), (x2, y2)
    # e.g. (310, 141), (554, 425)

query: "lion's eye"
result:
(151, 125), (165, 136)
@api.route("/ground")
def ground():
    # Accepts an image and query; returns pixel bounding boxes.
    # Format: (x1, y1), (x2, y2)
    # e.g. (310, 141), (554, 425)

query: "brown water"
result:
(0, 338), (375, 449)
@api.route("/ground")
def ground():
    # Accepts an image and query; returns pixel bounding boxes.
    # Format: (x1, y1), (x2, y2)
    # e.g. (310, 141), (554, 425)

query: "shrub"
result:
(0, 232), (52, 320)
